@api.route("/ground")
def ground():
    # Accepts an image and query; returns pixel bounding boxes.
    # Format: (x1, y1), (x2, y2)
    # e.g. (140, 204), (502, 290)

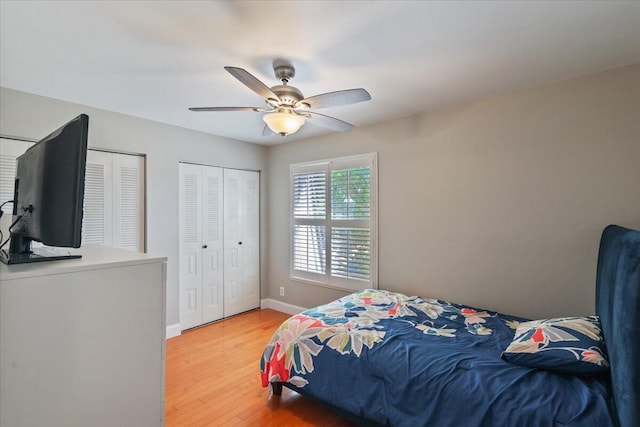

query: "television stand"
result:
(0, 245), (167, 427)
(0, 246), (81, 265)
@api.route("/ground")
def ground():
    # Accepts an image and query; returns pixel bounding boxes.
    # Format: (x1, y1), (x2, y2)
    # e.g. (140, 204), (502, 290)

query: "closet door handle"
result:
(238, 242), (243, 245)
(202, 245), (208, 249)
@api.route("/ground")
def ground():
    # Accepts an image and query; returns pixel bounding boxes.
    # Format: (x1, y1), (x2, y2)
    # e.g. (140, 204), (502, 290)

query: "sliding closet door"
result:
(223, 168), (260, 316)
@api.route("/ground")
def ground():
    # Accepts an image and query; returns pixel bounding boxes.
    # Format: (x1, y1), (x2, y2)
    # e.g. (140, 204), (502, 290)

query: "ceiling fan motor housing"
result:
(273, 62), (295, 81)
(270, 84), (304, 106)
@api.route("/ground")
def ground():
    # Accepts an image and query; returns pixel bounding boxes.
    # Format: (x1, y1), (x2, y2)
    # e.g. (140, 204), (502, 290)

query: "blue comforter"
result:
(260, 289), (613, 427)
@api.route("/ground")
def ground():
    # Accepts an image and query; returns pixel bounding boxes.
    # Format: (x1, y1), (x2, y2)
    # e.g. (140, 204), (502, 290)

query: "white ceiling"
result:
(1, 1), (639, 145)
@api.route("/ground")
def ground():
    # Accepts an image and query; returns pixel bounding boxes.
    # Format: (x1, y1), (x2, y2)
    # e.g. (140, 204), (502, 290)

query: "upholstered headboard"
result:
(596, 225), (640, 427)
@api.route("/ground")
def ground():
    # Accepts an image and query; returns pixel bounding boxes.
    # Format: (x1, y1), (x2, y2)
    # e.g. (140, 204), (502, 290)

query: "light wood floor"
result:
(165, 308), (356, 426)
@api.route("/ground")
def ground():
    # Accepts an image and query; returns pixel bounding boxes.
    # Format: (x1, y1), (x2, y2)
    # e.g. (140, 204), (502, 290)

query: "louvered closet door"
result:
(223, 168), (260, 317)
(179, 163), (204, 330)
(82, 150), (114, 246)
(0, 139), (32, 236)
(0, 139), (32, 203)
(112, 154), (145, 252)
(240, 170), (260, 313)
(201, 166), (224, 323)
(0, 141), (144, 251)
(82, 151), (144, 251)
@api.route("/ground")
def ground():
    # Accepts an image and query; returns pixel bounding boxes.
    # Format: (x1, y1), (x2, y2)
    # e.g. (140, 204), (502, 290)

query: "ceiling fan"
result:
(189, 59), (371, 137)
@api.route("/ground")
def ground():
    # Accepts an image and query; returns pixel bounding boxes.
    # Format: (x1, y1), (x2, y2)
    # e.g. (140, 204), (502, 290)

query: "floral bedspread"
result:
(260, 289), (613, 427)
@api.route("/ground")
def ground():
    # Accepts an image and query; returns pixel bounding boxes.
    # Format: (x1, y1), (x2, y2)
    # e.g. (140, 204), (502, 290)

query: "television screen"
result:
(1, 114), (89, 265)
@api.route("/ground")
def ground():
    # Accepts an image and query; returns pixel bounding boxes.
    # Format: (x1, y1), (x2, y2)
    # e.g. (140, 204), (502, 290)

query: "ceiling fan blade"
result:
(224, 66), (280, 102)
(296, 88), (371, 110)
(303, 111), (355, 132)
(188, 106), (265, 112)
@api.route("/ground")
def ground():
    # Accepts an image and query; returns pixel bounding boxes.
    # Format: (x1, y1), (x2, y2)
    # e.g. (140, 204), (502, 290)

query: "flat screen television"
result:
(0, 114), (89, 265)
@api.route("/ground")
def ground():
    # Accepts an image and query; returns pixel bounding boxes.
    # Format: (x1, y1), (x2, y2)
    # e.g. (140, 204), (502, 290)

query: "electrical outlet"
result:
(280, 286), (285, 297)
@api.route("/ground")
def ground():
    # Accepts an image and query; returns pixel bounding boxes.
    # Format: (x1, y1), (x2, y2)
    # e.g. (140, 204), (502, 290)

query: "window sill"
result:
(290, 275), (377, 293)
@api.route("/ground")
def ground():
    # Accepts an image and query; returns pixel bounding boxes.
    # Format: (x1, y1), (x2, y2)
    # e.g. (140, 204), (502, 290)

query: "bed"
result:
(260, 225), (640, 427)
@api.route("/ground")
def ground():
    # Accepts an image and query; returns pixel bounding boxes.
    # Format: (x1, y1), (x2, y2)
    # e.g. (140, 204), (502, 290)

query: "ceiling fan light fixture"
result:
(263, 110), (305, 136)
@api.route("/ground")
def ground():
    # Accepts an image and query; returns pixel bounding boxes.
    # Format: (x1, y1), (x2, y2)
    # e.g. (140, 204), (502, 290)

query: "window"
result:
(290, 153), (377, 291)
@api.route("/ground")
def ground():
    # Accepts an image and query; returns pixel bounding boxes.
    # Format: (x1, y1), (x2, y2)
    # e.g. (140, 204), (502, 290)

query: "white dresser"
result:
(0, 245), (167, 427)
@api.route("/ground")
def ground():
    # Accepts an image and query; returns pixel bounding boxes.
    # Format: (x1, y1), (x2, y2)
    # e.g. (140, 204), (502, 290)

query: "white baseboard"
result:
(260, 298), (307, 315)
(166, 323), (181, 339)
(167, 301), (306, 337)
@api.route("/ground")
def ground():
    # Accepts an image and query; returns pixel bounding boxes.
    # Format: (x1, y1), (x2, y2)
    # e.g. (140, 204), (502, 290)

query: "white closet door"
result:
(224, 168), (260, 316)
(82, 150), (113, 246)
(0, 140), (144, 252)
(241, 170), (260, 313)
(179, 163), (203, 330)
(112, 154), (145, 252)
(223, 169), (243, 317)
(0, 138), (32, 204)
(0, 139), (32, 236)
(201, 166), (224, 323)
(83, 151), (144, 251)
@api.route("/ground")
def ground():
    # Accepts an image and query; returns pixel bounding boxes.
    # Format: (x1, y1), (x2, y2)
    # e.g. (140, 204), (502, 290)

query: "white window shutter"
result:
(293, 224), (327, 274)
(291, 165), (329, 282)
(330, 165), (372, 283)
(331, 166), (371, 220)
(293, 171), (326, 219)
(290, 154), (377, 291)
(330, 227), (371, 281)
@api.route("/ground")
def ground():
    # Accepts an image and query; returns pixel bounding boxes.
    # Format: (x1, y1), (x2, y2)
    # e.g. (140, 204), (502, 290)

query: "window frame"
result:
(289, 152), (378, 292)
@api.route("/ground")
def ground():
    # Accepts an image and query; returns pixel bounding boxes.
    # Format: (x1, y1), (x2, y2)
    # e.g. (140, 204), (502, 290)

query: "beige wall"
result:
(266, 64), (640, 319)
(0, 87), (268, 329)
(2, 64), (638, 325)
